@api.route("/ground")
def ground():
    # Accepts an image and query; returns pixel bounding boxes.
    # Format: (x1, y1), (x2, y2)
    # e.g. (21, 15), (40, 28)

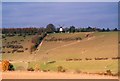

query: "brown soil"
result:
(2, 71), (118, 79)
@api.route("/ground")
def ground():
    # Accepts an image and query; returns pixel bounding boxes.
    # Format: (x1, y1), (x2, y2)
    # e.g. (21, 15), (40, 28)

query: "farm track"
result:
(2, 71), (118, 79)
(45, 41), (81, 53)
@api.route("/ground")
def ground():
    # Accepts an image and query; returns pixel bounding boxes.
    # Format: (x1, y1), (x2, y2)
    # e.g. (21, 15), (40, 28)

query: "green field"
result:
(9, 60), (119, 74)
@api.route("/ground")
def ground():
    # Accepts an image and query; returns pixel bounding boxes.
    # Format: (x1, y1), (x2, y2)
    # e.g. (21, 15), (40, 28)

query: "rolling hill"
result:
(1, 32), (119, 73)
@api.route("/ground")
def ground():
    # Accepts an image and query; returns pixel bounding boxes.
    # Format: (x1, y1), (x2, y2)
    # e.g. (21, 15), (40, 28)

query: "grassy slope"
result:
(2, 35), (34, 61)
(34, 32), (118, 61)
(28, 60), (118, 73)
(3, 32), (118, 61)
(2, 32), (119, 73)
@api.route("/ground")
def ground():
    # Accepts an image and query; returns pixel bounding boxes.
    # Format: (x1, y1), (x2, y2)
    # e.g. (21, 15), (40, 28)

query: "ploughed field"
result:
(1, 32), (120, 75)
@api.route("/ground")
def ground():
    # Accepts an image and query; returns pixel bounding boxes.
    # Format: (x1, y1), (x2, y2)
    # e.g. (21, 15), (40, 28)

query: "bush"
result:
(30, 35), (42, 53)
(106, 70), (112, 75)
(2, 60), (14, 71)
(25, 48), (28, 50)
(30, 33), (47, 54)
(34, 64), (40, 71)
(42, 69), (50, 72)
(29, 44), (37, 54)
(27, 67), (34, 71)
(8, 63), (15, 71)
(2, 60), (9, 71)
(57, 66), (66, 72)
(112, 72), (120, 76)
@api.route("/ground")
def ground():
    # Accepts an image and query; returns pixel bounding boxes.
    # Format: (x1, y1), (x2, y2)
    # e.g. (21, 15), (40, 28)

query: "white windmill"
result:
(59, 24), (64, 33)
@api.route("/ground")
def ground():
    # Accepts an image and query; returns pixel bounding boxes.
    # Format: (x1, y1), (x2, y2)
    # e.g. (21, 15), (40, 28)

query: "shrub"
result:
(57, 66), (66, 72)
(34, 64), (40, 71)
(8, 63), (15, 71)
(2, 60), (10, 71)
(106, 70), (112, 75)
(30, 44), (37, 54)
(2, 35), (6, 38)
(42, 69), (50, 72)
(30, 35), (41, 53)
(27, 67), (34, 71)
(2, 60), (14, 71)
(112, 72), (120, 76)
(25, 48), (28, 50)
(7, 51), (11, 53)
(46, 61), (56, 64)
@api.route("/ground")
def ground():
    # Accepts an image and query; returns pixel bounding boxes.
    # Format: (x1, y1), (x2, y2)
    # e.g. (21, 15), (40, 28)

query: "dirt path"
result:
(45, 41), (81, 53)
(2, 71), (118, 79)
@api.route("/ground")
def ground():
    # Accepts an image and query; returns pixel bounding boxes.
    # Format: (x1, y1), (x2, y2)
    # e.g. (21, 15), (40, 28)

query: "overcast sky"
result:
(2, 2), (118, 29)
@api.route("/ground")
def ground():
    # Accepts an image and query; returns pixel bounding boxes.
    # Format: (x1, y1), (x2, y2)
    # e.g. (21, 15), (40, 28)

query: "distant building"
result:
(59, 27), (63, 33)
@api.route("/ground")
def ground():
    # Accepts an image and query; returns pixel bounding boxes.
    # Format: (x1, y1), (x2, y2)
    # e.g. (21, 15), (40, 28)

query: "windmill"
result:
(58, 24), (64, 33)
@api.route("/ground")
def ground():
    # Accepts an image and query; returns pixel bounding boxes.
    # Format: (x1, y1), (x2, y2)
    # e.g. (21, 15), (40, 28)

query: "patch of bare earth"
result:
(2, 71), (118, 79)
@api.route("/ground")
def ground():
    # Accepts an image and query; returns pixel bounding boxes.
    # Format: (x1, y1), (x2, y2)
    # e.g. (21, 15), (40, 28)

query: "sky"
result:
(2, 2), (118, 29)
(2, 0), (120, 2)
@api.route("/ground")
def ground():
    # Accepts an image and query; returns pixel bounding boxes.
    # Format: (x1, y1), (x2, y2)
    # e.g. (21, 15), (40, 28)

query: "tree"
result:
(46, 24), (56, 33)
(31, 35), (41, 45)
(106, 28), (110, 32)
(30, 44), (36, 54)
(30, 35), (41, 54)
(69, 26), (75, 33)
(64, 27), (69, 33)
(30, 33), (47, 54)
(113, 28), (118, 31)
(86, 26), (93, 32)
(102, 28), (106, 32)
(80, 28), (87, 32)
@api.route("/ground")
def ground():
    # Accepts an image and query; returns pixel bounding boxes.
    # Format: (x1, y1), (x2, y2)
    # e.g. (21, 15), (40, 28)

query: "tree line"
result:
(2, 23), (118, 36)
